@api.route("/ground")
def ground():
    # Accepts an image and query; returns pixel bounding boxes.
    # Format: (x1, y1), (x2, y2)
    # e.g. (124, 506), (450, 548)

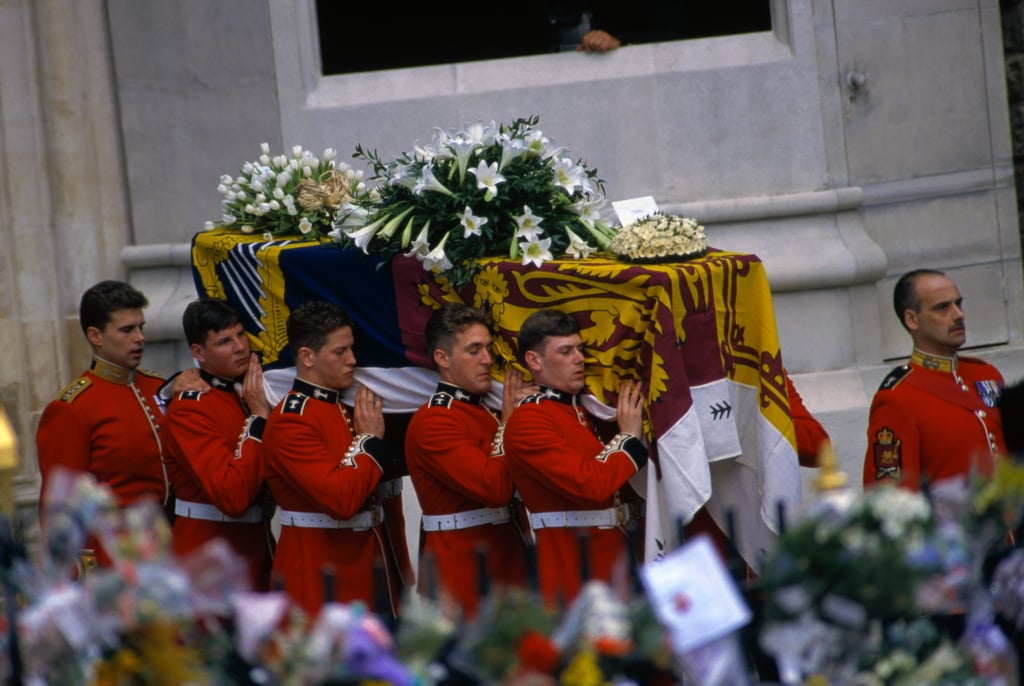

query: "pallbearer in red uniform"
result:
(36, 281), (172, 569)
(502, 309), (648, 607)
(163, 298), (274, 591)
(863, 269), (1006, 490)
(263, 300), (403, 618)
(405, 303), (533, 619)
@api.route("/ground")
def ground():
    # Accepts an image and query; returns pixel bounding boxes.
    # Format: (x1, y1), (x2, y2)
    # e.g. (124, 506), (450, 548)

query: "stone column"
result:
(0, 0), (131, 519)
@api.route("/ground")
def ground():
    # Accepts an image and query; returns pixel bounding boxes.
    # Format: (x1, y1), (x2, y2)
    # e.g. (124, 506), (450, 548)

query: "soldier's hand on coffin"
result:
(616, 379), (645, 437)
(353, 385), (385, 439)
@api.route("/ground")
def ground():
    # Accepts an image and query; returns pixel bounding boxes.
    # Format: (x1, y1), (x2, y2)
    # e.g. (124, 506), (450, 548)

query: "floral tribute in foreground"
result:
(206, 143), (368, 241)
(331, 116), (618, 287)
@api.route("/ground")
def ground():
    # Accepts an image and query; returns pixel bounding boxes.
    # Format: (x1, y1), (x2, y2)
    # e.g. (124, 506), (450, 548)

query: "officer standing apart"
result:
(863, 268), (1006, 490)
(163, 298), (275, 591)
(502, 308), (647, 607)
(262, 300), (404, 617)
(37, 281), (178, 568)
(405, 303), (534, 619)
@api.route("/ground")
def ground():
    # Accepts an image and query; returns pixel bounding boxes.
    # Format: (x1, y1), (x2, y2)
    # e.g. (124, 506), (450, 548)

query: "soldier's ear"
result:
(190, 343), (206, 365)
(433, 348), (449, 372)
(524, 349), (543, 374)
(903, 309), (918, 332)
(296, 345), (316, 370)
(85, 325), (104, 348)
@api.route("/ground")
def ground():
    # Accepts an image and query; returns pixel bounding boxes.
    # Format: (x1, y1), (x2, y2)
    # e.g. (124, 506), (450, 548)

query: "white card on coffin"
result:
(640, 534), (751, 654)
(611, 196), (659, 226)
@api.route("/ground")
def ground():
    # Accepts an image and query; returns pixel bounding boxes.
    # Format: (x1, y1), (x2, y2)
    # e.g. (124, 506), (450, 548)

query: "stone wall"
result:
(1004, 0), (1024, 244)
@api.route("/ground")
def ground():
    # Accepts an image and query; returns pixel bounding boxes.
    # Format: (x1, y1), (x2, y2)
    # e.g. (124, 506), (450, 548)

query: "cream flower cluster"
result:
(609, 213), (707, 261)
(207, 143), (367, 241)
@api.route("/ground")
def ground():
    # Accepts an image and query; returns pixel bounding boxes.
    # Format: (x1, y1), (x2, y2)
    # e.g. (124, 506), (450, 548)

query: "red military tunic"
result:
(405, 382), (528, 618)
(263, 377), (398, 618)
(785, 373), (831, 467)
(36, 357), (169, 567)
(503, 386), (647, 606)
(163, 370), (274, 591)
(863, 350), (1006, 490)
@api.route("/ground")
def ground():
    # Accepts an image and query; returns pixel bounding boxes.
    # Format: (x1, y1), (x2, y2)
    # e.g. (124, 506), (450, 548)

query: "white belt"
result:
(175, 499), (263, 524)
(278, 506), (383, 530)
(421, 506), (511, 532)
(529, 503), (643, 530)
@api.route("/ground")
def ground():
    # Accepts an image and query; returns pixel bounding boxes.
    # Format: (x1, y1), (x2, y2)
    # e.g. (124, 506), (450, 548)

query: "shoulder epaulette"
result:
(281, 393), (309, 415)
(878, 365), (912, 392)
(136, 367), (164, 380)
(428, 391), (454, 409)
(56, 377), (91, 403)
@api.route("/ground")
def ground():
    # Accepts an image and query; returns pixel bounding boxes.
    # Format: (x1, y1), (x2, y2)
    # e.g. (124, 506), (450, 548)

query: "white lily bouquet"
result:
(330, 116), (618, 287)
(206, 143), (368, 241)
(609, 212), (708, 263)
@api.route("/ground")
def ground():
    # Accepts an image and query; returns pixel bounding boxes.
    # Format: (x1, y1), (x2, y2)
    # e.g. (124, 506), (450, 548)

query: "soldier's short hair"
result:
(425, 303), (492, 357)
(79, 280), (148, 334)
(182, 298), (242, 346)
(517, 309), (579, 361)
(287, 300), (353, 355)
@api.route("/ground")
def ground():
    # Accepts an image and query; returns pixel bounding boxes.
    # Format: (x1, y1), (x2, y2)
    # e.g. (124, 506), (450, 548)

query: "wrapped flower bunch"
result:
(206, 143), (368, 241)
(609, 212), (708, 263)
(331, 116), (618, 287)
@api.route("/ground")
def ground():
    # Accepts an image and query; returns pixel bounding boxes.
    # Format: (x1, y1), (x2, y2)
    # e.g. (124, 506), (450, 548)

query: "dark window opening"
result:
(317, 1), (772, 76)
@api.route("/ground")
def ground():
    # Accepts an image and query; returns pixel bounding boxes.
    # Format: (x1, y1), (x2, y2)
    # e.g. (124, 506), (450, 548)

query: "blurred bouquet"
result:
(205, 143), (368, 241)
(757, 484), (974, 683)
(331, 116), (618, 287)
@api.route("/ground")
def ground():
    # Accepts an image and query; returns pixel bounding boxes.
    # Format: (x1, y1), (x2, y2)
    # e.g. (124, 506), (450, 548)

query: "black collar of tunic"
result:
(292, 377), (340, 404)
(435, 381), (481, 405)
(199, 368), (239, 393)
(536, 385), (581, 406)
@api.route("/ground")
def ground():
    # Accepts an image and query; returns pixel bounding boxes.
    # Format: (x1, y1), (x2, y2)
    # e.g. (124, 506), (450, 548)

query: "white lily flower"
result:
(263, 232), (274, 241)
(573, 196), (607, 228)
(564, 228), (595, 259)
(323, 147), (337, 161)
(519, 235), (553, 268)
(422, 233), (453, 273)
(241, 225), (254, 234)
(273, 188), (285, 200)
(217, 184), (229, 194)
(219, 174), (233, 185)
(204, 221), (215, 231)
(242, 162), (255, 174)
(344, 213), (392, 252)
(523, 130), (550, 155)
(414, 165), (454, 196)
(273, 155), (287, 167)
(460, 206), (488, 238)
(260, 142), (270, 154)
(497, 135), (527, 171)
(469, 161), (506, 201)
(553, 158), (584, 194)
(515, 205), (544, 240)
(448, 137), (480, 182)
(406, 224), (432, 260)
(463, 120), (498, 147)
(292, 145), (303, 158)
(298, 218), (313, 235)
